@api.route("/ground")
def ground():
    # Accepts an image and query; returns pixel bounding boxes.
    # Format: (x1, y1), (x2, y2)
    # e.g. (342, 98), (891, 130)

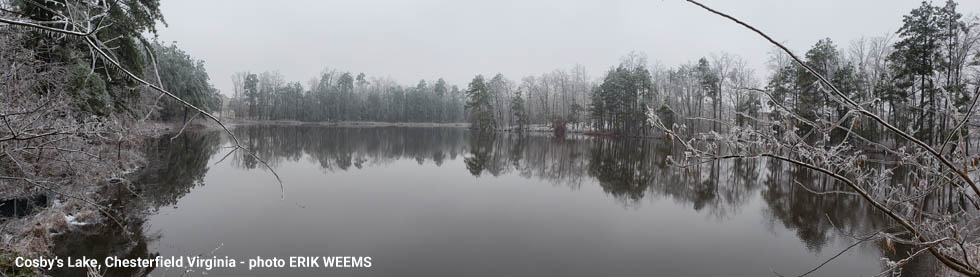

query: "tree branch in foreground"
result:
(669, 2), (980, 275)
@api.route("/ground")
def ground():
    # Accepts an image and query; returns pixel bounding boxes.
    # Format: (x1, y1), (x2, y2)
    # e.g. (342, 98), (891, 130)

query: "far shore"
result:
(212, 119), (669, 139)
(223, 119), (470, 128)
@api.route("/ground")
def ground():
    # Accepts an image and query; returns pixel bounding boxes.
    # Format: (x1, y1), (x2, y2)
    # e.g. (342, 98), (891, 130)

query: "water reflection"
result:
(140, 131), (224, 209)
(58, 125), (942, 276)
(232, 126), (466, 171)
(228, 125), (894, 248)
(49, 132), (223, 277)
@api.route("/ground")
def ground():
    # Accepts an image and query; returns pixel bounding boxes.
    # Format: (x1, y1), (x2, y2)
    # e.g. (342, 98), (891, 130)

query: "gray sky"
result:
(155, 0), (980, 96)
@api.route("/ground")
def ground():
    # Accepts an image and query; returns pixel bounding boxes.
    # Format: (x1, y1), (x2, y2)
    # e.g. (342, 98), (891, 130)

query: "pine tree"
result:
(891, 1), (942, 143)
(511, 93), (529, 131)
(465, 75), (496, 131)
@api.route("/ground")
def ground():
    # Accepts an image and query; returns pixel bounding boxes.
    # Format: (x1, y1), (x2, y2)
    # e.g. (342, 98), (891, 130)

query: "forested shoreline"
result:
(229, 0), (978, 143)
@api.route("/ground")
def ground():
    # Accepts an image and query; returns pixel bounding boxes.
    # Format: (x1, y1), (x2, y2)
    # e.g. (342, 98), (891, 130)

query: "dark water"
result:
(55, 125), (939, 276)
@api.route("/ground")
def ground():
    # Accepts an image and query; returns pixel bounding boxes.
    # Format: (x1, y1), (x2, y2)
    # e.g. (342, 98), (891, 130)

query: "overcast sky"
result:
(155, 0), (980, 96)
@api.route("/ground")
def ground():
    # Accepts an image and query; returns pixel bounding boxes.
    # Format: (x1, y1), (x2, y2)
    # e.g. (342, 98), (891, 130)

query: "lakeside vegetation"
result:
(0, 0), (222, 274)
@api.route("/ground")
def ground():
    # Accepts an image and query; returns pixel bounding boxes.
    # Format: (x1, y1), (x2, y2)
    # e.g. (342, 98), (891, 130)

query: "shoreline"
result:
(223, 119), (470, 128)
(218, 119), (669, 139)
(0, 120), (175, 276)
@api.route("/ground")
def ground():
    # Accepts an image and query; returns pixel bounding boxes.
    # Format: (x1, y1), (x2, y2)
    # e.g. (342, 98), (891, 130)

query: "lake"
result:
(53, 125), (938, 276)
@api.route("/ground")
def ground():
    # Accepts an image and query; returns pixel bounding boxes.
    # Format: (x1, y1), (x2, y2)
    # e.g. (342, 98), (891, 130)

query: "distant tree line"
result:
(464, 66), (593, 132)
(463, 53), (759, 136)
(228, 70), (465, 122)
(227, 0), (978, 148)
(466, 0), (979, 145)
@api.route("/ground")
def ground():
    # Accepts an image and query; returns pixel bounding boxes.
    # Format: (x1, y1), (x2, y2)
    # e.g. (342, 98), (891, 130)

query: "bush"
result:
(656, 103), (676, 129)
(552, 118), (568, 138)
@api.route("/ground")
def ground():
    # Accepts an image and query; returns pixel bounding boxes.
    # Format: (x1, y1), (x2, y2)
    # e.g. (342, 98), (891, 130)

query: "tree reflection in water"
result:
(230, 126), (466, 172)
(49, 131), (222, 276)
(54, 126), (940, 276)
(222, 125), (937, 274)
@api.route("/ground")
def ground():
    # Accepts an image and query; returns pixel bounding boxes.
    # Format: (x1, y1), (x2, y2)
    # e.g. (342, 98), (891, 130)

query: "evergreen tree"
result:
(590, 59), (654, 135)
(511, 93), (529, 131)
(435, 78), (448, 122)
(569, 103), (583, 130)
(695, 57), (719, 131)
(152, 42), (220, 122)
(245, 73), (259, 119)
(465, 75), (496, 131)
(891, 1), (942, 143)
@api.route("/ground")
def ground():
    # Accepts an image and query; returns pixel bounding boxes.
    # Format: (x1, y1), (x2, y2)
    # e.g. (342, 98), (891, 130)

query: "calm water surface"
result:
(55, 125), (937, 276)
